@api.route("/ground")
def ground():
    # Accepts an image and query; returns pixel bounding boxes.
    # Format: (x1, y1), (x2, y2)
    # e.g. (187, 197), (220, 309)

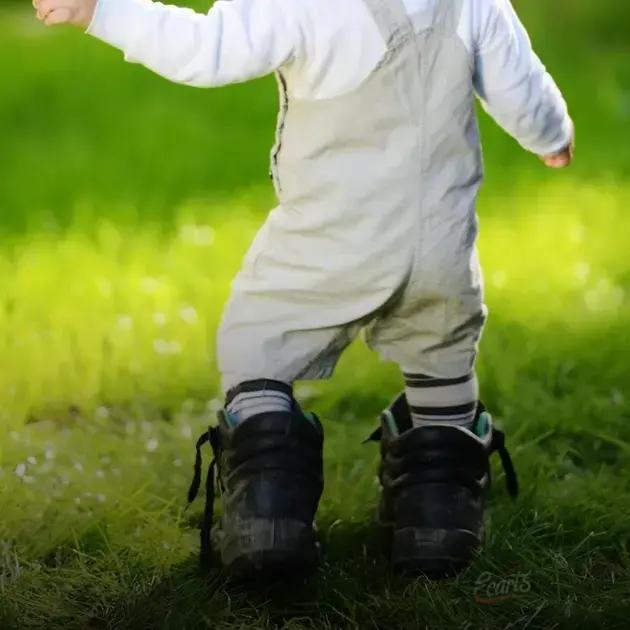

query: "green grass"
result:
(1, 0), (630, 627)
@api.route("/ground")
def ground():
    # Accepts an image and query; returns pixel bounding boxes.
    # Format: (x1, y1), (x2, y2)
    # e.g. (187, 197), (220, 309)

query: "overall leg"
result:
(218, 271), (362, 423)
(203, 282), (362, 576)
(193, 214), (379, 577)
(365, 247), (517, 576)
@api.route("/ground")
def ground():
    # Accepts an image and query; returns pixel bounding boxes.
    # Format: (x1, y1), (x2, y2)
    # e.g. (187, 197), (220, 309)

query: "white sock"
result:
(403, 371), (478, 429)
(226, 386), (293, 424)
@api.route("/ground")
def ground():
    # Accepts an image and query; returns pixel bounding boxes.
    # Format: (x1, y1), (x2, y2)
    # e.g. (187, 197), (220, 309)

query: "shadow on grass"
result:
(73, 519), (416, 629)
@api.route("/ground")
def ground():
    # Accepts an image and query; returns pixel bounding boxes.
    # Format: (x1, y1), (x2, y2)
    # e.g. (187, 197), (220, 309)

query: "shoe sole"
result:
(390, 527), (480, 578)
(218, 518), (320, 579)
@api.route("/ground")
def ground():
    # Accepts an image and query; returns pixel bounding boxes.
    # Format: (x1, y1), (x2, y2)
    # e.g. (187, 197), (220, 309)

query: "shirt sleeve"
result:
(472, 0), (573, 156)
(86, 0), (304, 87)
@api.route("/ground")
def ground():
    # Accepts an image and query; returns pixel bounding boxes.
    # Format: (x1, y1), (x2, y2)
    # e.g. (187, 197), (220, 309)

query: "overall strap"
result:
(433, 0), (464, 37)
(360, 0), (415, 53)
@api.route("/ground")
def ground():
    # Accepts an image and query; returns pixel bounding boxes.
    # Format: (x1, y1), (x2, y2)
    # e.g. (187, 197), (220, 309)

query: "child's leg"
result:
(364, 244), (487, 392)
(217, 257), (365, 397)
(363, 247), (518, 575)
(199, 231), (380, 575)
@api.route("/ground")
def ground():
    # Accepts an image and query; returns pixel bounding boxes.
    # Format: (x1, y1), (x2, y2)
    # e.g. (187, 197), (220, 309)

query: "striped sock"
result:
(403, 371), (479, 429)
(225, 380), (293, 424)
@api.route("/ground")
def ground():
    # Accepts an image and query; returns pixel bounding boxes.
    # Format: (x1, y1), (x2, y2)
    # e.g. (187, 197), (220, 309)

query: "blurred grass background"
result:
(0, 0), (629, 627)
(0, 0), (627, 434)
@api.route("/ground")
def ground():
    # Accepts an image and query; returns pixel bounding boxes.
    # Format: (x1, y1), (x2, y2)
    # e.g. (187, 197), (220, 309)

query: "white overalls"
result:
(217, 0), (485, 393)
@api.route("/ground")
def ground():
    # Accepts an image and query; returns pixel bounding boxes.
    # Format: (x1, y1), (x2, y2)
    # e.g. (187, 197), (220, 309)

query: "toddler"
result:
(35, 0), (573, 577)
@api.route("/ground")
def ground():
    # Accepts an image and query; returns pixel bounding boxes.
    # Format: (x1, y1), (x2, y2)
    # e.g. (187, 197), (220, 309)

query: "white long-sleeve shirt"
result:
(87, 0), (572, 155)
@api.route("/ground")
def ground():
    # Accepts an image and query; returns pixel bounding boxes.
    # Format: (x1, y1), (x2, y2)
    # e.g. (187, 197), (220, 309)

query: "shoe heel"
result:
(220, 518), (319, 578)
(391, 527), (480, 578)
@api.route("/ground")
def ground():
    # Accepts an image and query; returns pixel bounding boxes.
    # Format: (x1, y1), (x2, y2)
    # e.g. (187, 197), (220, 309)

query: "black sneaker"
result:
(187, 406), (324, 578)
(367, 394), (518, 577)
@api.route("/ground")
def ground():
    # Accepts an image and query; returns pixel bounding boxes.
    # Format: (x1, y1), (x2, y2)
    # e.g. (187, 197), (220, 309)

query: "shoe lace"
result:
(186, 426), (223, 569)
(365, 425), (519, 499)
(490, 428), (519, 498)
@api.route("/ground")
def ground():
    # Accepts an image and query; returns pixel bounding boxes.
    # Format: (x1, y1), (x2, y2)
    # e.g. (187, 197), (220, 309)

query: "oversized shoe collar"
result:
(365, 395), (518, 498)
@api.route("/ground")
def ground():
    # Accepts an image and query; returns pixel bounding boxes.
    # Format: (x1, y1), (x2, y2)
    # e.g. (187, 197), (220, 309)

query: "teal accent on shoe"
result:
(303, 411), (318, 428)
(383, 410), (400, 437)
(219, 409), (238, 428)
(474, 411), (491, 438)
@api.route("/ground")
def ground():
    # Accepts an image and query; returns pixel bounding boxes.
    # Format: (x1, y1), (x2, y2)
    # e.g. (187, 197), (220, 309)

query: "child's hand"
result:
(540, 126), (575, 169)
(33, 0), (97, 28)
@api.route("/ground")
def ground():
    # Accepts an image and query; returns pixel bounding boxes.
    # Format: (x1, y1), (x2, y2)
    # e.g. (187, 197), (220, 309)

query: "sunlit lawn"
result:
(1, 1), (629, 627)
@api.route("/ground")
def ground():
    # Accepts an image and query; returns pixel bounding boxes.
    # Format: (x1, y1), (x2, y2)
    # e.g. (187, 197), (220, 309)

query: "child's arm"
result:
(34, 0), (303, 87)
(473, 0), (574, 168)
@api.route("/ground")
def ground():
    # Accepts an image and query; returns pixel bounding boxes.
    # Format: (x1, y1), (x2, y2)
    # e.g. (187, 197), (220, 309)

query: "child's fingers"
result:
(36, 0), (54, 19)
(542, 156), (567, 169)
(44, 6), (73, 24)
(540, 145), (573, 169)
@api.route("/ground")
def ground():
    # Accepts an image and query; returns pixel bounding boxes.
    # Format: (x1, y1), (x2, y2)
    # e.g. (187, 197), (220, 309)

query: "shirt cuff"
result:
(85, 0), (149, 54)
(538, 115), (574, 157)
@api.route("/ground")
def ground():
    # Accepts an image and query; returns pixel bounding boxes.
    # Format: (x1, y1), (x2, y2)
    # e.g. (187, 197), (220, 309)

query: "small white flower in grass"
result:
(95, 469), (105, 479)
(180, 424), (193, 439)
(44, 448), (55, 460)
(153, 339), (181, 355)
(612, 390), (624, 406)
(140, 277), (160, 294)
(162, 542), (171, 550)
(74, 462), (84, 473)
(27, 456), (37, 466)
(585, 289), (599, 312)
(95, 406), (110, 420)
(96, 278), (112, 298)
(574, 262), (590, 283)
(145, 438), (159, 452)
(570, 223), (585, 244)
(96, 494), (107, 503)
(153, 312), (168, 327)
(179, 225), (215, 247)
(611, 287), (625, 308)
(179, 305), (198, 325)
(117, 315), (133, 331)
(153, 339), (170, 355)
(14, 463), (26, 478)
(585, 279), (625, 312)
